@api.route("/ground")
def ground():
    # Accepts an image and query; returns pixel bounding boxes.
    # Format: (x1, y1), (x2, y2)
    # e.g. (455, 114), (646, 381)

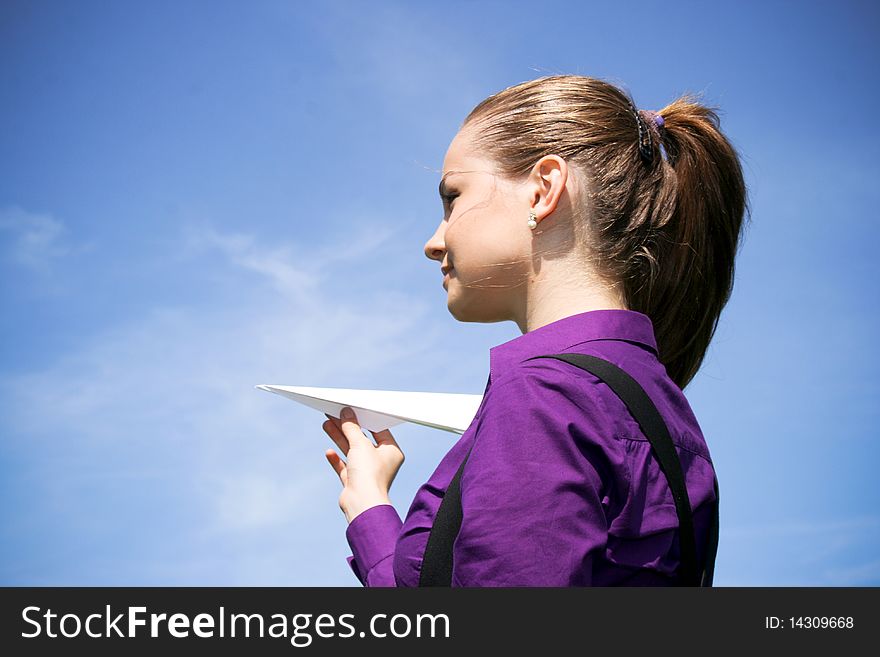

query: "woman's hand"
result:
(322, 406), (405, 524)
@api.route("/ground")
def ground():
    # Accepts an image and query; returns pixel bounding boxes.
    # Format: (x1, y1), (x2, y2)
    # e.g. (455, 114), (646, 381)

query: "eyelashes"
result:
(441, 193), (459, 215)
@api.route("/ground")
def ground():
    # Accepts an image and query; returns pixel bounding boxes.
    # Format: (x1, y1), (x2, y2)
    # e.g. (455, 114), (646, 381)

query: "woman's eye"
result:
(442, 193), (458, 209)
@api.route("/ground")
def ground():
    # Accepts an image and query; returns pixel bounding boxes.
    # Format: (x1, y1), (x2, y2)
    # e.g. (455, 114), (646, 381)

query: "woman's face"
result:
(424, 128), (533, 324)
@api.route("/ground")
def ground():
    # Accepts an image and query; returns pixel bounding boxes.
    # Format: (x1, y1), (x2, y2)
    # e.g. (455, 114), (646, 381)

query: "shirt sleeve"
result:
(344, 503), (403, 587)
(452, 362), (611, 586)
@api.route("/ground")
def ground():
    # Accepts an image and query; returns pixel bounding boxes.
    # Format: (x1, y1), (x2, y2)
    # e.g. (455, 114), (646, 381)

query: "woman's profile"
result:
(321, 74), (748, 586)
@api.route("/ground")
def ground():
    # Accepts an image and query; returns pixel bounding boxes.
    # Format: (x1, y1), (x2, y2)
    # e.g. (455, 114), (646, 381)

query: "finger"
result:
(337, 408), (372, 446)
(369, 428), (399, 447)
(322, 419), (351, 456)
(325, 449), (347, 486)
(325, 412), (356, 435)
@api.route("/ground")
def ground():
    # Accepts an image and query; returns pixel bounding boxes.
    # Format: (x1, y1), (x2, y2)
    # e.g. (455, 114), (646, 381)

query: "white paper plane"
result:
(256, 384), (483, 435)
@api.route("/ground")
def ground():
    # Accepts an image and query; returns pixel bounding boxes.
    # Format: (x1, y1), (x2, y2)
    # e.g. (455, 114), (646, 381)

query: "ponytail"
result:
(633, 95), (749, 388)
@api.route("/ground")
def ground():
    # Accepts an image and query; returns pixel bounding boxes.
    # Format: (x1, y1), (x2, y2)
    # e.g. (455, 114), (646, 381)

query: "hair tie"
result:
(646, 111), (664, 129)
(632, 106), (665, 164)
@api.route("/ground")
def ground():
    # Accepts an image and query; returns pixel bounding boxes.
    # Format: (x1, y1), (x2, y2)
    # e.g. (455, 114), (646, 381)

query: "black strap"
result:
(701, 476), (719, 586)
(418, 441), (476, 587)
(419, 352), (719, 587)
(537, 354), (700, 585)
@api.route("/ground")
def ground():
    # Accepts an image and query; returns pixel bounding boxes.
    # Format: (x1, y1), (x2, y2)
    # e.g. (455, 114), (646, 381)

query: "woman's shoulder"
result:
(476, 352), (629, 473)
(487, 340), (712, 462)
(486, 340), (654, 420)
(484, 353), (613, 425)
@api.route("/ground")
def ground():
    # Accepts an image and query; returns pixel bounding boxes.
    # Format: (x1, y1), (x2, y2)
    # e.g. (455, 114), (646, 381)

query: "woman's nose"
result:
(424, 224), (446, 262)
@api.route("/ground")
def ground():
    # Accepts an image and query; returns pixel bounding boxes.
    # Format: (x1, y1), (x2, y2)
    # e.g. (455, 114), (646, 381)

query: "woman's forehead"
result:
(441, 128), (502, 185)
(442, 129), (481, 174)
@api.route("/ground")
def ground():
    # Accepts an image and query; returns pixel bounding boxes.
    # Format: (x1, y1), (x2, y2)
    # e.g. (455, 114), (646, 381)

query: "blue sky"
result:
(1, 0), (877, 585)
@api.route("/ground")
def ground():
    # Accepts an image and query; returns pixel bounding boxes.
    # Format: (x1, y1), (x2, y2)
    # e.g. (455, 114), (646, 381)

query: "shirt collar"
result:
(489, 309), (659, 378)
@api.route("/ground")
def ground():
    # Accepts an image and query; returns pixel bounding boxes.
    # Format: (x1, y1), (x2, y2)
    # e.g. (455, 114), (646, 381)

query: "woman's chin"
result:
(446, 288), (468, 321)
(446, 289), (499, 323)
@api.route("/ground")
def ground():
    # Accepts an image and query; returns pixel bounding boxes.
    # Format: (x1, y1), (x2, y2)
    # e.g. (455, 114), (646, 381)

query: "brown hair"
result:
(462, 75), (749, 390)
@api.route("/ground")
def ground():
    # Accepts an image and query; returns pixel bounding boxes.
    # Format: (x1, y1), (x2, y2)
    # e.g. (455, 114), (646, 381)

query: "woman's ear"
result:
(529, 155), (568, 222)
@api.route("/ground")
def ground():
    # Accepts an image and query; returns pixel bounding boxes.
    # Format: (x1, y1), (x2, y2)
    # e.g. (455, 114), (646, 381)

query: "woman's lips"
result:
(443, 268), (454, 287)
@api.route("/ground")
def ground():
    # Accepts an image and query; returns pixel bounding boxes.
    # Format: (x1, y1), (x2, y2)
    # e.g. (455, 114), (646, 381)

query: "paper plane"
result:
(256, 384), (483, 435)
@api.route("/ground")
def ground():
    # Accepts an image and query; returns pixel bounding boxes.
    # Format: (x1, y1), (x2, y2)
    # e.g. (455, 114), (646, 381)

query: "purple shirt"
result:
(344, 309), (718, 586)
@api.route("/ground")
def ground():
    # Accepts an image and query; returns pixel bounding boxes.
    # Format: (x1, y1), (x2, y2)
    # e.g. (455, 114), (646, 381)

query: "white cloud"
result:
(822, 558), (880, 586)
(0, 222), (445, 584)
(180, 221), (400, 305)
(720, 515), (880, 585)
(0, 206), (73, 271)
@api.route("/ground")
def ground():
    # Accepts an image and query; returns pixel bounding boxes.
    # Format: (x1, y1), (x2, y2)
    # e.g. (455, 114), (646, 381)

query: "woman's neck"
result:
(514, 261), (627, 334)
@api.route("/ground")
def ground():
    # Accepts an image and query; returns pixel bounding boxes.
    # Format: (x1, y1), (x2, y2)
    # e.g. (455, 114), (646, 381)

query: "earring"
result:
(527, 211), (538, 230)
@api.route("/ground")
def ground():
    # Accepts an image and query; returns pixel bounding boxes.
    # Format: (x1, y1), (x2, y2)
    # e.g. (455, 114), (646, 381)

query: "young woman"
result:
(322, 74), (748, 586)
